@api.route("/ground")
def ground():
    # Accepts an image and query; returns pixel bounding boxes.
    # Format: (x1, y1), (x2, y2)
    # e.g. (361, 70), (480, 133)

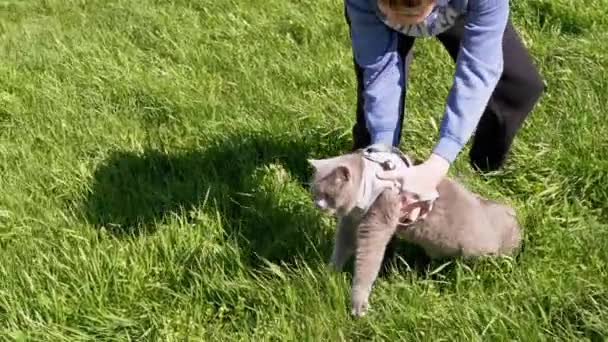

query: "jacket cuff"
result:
(432, 135), (464, 164)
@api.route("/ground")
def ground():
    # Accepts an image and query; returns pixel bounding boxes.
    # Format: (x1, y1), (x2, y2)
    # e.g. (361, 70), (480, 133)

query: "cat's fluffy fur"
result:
(309, 149), (522, 317)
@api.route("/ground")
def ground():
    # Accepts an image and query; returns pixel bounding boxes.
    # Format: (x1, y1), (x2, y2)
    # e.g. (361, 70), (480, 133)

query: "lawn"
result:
(1, 0), (607, 340)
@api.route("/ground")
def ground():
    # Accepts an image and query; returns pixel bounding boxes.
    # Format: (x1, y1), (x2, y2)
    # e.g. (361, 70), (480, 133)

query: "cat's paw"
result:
(351, 300), (369, 317)
(351, 292), (370, 317)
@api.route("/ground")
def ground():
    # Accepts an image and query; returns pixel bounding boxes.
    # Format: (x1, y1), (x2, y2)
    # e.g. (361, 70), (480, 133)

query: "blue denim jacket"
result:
(346, 0), (509, 163)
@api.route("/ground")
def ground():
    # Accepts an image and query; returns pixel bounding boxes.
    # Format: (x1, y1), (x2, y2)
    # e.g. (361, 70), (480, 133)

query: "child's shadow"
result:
(81, 130), (351, 266)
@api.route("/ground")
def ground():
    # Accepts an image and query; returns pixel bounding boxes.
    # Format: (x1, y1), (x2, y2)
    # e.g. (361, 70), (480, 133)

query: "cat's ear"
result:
(335, 166), (350, 182)
(308, 158), (331, 171)
(308, 158), (322, 170)
(308, 156), (342, 170)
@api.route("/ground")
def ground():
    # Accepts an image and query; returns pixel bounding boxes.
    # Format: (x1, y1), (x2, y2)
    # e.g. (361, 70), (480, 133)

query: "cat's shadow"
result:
(336, 238), (435, 278)
(80, 130), (358, 266)
(80, 129), (436, 272)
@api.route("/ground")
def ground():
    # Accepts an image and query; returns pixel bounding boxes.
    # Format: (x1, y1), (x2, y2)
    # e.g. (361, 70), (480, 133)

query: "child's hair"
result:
(377, 0), (424, 9)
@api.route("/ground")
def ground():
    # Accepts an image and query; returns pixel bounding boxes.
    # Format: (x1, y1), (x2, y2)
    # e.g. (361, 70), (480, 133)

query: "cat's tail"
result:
(488, 202), (523, 257)
(501, 226), (523, 255)
(500, 210), (523, 257)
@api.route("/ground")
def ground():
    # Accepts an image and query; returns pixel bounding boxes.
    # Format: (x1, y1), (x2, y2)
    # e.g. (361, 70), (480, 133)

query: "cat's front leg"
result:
(351, 283), (372, 317)
(329, 215), (357, 272)
(351, 190), (400, 317)
(351, 224), (393, 317)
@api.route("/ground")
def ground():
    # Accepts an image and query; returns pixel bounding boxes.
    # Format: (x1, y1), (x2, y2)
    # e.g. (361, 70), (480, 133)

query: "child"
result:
(344, 0), (545, 195)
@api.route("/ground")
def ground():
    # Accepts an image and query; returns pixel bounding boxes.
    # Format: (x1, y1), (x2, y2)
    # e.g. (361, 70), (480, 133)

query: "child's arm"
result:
(432, 0), (509, 163)
(345, 0), (404, 146)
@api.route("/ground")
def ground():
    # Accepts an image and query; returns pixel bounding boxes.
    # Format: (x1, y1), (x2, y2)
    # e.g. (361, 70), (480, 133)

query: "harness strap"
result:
(362, 144), (413, 169)
(361, 144), (437, 227)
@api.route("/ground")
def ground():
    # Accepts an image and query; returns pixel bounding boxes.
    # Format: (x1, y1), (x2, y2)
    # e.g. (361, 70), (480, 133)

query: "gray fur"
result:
(308, 153), (364, 217)
(350, 188), (400, 316)
(396, 178), (522, 259)
(308, 151), (522, 317)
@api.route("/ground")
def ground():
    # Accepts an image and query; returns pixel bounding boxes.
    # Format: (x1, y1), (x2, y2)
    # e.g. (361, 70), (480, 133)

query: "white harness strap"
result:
(351, 151), (401, 215)
(354, 144), (439, 226)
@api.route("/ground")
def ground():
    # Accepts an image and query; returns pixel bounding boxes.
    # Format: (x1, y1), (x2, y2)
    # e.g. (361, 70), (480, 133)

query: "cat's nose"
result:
(315, 199), (328, 209)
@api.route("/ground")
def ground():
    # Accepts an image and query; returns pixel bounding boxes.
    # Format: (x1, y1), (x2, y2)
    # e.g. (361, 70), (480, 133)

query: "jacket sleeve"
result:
(345, 0), (405, 146)
(432, 0), (509, 163)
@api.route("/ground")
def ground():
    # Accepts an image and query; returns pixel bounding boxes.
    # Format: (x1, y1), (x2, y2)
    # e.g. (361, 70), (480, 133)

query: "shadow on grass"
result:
(81, 129), (439, 272)
(81, 130), (344, 265)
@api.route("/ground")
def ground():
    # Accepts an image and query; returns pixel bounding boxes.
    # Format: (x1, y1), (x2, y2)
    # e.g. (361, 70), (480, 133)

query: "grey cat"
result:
(308, 148), (522, 317)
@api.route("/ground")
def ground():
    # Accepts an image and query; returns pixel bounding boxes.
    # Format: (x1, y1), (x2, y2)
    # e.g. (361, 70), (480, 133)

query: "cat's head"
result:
(308, 153), (364, 216)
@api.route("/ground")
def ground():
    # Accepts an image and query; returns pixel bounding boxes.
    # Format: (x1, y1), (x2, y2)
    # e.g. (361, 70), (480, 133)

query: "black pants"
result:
(346, 14), (545, 171)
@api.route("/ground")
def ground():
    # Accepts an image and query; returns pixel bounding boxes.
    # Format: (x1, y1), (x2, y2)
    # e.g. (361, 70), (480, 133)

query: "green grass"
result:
(1, 0), (607, 340)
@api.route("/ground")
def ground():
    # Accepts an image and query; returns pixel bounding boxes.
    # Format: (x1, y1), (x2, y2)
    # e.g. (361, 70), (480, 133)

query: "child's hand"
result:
(376, 153), (449, 199)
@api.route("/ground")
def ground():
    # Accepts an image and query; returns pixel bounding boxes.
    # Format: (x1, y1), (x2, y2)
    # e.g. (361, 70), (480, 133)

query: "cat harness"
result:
(354, 144), (439, 225)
